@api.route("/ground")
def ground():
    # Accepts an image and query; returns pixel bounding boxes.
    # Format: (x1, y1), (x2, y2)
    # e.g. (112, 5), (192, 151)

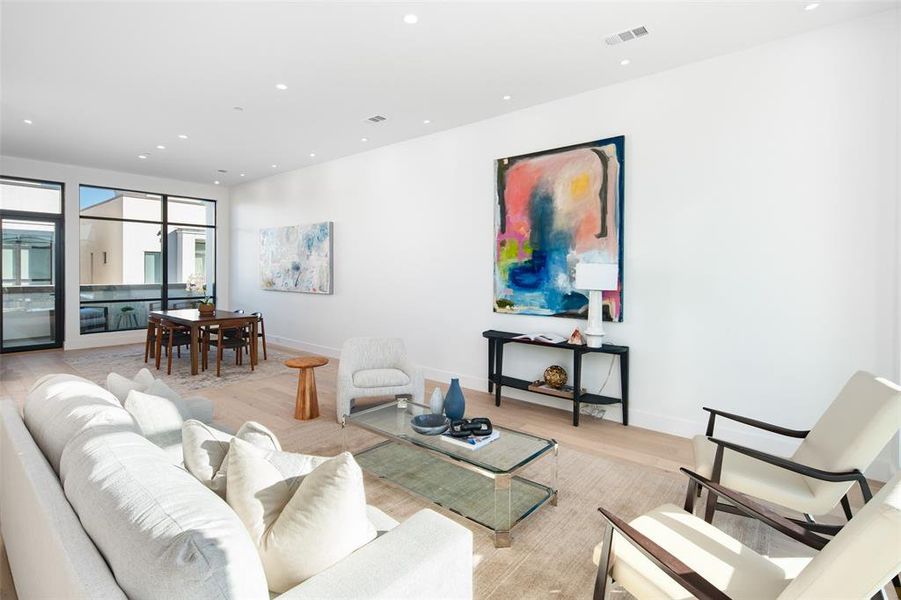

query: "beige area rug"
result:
(62, 345), (296, 391)
(56, 346), (812, 600)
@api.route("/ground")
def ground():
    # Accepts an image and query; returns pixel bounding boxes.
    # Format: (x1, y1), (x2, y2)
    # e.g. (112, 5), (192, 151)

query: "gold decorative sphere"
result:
(544, 365), (568, 389)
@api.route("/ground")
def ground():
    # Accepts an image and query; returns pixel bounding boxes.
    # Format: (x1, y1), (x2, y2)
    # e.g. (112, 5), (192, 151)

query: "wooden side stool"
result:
(284, 356), (329, 420)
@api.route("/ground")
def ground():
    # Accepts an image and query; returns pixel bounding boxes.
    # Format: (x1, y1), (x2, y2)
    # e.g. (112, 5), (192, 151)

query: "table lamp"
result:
(574, 262), (619, 348)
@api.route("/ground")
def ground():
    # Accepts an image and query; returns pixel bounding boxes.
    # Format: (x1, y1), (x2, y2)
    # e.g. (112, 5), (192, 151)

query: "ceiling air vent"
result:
(366, 115), (387, 123)
(605, 26), (649, 46)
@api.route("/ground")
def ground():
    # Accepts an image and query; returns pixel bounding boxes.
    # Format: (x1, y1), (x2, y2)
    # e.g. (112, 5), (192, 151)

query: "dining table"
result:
(149, 309), (259, 376)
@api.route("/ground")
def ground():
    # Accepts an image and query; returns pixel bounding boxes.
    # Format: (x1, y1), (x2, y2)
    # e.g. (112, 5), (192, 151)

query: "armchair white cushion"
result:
(593, 473), (901, 600)
(337, 337), (424, 422)
(692, 371), (901, 517)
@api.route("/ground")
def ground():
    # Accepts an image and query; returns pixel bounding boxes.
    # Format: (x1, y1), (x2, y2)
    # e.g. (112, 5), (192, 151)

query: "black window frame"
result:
(0, 175), (66, 352)
(78, 184), (217, 334)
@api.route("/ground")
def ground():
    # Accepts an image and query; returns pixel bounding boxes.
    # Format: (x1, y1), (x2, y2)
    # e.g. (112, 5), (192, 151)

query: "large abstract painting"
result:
(494, 135), (624, 320)
(260, 221), (333, 294)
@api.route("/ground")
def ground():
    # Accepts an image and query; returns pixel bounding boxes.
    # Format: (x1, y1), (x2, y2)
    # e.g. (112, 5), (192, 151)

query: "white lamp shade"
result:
(575, 263), (619, 291)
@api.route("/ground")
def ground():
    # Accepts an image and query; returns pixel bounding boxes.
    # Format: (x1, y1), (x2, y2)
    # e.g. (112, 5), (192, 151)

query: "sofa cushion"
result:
(59, 427), (269, 600)
(23, 374), (138, 474)
(226, 439), (377, 593)
(106, 369), (155, 404)
(182, 420), (280, 497)
(352, 368), (410, 388)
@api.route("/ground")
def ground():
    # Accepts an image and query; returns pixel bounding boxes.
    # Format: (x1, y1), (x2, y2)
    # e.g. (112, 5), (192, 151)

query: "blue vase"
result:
(444, 378), (465, 420)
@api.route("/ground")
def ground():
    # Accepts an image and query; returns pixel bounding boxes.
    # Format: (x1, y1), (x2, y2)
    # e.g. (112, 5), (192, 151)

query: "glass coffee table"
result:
(344, 400), (558, 547)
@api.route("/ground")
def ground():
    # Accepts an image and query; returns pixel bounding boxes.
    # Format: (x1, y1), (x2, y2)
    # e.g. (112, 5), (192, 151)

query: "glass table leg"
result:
(494, 473), (512, 548)
(551, 442), (559, 506)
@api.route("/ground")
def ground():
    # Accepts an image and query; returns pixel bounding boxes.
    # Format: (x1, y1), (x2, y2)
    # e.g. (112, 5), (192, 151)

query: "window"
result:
(144, 251), (161, 284)
(1, 222), (53, 284)
(78, 185), (216, 333)
(0, 178), (62, 214)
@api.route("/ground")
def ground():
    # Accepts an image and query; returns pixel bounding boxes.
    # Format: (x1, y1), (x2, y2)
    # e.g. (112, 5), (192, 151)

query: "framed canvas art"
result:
(494, 135), (624, 320)
(259, 221), (333, 294)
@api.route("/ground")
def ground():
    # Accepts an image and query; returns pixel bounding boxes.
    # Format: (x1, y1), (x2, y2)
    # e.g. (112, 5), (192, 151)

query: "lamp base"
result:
(584, 332), (604, 349)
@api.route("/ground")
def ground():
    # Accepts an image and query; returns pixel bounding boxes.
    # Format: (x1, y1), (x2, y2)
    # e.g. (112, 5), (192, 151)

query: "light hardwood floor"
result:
(0, 343), (693, 474)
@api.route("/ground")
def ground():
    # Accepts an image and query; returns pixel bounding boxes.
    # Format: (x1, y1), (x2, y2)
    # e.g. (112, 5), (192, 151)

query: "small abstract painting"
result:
(259, 221), (333, 294)
(494, 136), (624, 320)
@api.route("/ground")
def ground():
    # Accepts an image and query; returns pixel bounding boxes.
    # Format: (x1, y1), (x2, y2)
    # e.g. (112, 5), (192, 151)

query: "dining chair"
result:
(144, 315), (160, 363)
(203, 319), (254, 377)
(251, 312), (267, 360)
(156, 320), (195, 375)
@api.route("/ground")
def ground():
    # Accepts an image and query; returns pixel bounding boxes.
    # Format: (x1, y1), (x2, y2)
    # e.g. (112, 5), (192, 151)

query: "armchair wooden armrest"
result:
(703, 407), (810, 439)
(680, 468), (829, 550)
(594, 506), (731, 600)
(699, 436), (873, 527)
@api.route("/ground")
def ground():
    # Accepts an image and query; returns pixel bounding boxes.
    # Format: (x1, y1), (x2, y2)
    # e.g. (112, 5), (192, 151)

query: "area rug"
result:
(195, 378), (809, 600)
(63, 345), (297, 392)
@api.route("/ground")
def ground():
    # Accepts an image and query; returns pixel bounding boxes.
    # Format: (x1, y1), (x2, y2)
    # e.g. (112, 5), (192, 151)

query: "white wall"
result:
(0, 155), (229, 349)
(230, 11), (899, 473)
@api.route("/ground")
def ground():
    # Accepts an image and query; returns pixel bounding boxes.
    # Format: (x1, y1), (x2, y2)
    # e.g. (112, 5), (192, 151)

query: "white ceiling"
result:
(1, 1), (896, 186)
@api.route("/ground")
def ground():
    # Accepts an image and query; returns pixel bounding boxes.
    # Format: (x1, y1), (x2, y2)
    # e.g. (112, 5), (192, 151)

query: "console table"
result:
(482, 330), (629, 427)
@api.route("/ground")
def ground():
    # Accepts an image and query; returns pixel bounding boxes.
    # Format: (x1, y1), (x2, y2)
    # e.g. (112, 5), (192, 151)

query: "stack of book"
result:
(440, 430), (500, 450)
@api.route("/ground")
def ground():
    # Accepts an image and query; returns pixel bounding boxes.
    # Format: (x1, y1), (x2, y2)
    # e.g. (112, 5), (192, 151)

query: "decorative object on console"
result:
(528, 381), (587, 400)
(575, 262), (619, 348)
(260, 221), (334, 294)
(513, 332), (566, 344)
(444, 378), (466, 420)
(543, 365), (568, 389)
(494, 135), (625, 320)
(410, 413), (451, 436)
(429, 387), (445, 415)
(568, 328), (585, 345)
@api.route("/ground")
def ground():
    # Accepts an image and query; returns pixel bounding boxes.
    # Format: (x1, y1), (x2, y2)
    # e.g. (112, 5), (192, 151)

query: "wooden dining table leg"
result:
(190, 325), (199, 375)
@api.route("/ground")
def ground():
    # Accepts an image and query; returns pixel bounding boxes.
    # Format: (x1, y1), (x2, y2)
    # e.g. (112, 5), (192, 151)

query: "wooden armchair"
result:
(688, 371), (900, 532)
(594, 469), (901, 600)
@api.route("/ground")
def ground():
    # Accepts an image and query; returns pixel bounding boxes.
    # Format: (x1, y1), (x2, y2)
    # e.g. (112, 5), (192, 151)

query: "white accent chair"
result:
(593, 469), (901, 600)
(336, 337), (424, 423)
(688, 371), (901, 530)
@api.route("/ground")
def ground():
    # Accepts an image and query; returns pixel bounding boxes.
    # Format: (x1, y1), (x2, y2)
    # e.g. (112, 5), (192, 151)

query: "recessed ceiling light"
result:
(620, 59), (631, 66)
(178, 134), (188, 139)
(156, 144), (166, 150)
(361, 137), (369, 143)
(271, 164), (278, 168)
(240, 173), (245, 177)
(23, 119), (33, 125)
(275, 83), (288, 90)
(309, 153), (316, 158)
(214, 180), (220, 185)
(138, 154), (149, 159)
(502, 95), (512, 101)
(804, 2), (820, 10)
(423, 119), (431, 124)
(403, 14), (418, 24)
(233, 106), (244, 112)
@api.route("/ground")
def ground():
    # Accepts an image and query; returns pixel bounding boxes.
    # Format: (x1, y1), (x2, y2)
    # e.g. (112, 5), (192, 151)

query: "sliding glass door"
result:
(0, 177), (65, 352)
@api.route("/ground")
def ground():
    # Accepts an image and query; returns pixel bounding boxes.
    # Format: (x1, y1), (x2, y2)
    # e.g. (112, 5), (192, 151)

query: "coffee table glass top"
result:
(346, 400), (555, 474)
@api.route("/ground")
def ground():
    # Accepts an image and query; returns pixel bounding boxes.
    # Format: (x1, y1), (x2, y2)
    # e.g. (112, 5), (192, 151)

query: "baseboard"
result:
(267, 335), (341, 359)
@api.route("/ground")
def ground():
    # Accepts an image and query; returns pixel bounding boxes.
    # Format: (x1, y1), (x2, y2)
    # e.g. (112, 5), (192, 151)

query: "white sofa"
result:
(0, 374), (473, 600)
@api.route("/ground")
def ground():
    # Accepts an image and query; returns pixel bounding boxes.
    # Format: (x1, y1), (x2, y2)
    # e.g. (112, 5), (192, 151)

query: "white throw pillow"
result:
(106, 368), (156, 404)
(226, 439), (377, 593)
(124, 389), (185, 438)
(182, 420), (280, 497)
